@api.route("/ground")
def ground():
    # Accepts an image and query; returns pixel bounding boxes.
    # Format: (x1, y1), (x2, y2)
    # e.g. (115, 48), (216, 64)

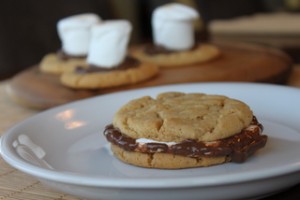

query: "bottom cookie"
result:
(130, 43), (220, 68)
(111, 144), (229, 169)
(60, 62), (159, 89)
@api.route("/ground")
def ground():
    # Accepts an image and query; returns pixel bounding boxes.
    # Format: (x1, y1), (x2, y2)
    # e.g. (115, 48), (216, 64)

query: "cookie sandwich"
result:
(61, 20), (159, 89)
(104, 92), (268, 169)
(130, 3), (220, 68)
(40, 13), (101, 74)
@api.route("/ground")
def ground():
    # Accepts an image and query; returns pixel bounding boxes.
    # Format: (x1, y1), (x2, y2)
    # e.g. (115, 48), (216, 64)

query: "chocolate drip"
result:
(75, 56), (140, 74)
(103, 117), (267, 163)
(105, 124), (137, 151)
(145, 143), (168, 153)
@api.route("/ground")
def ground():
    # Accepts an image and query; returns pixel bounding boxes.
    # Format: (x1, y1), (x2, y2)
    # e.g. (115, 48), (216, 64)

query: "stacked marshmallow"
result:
(58, 3), (198, 68)
(57, 13), (101, 56)
(152, 3), (199, 51)
(58, 14), (132, 68)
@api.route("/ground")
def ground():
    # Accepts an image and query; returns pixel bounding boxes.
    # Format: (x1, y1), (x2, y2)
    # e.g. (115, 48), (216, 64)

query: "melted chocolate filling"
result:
(75, 56), (140, 74)
(143, 43), (199, 55)
(103, 117), (267, 163)
(56, 49), (86, 60)
(143, 31), (204, 55)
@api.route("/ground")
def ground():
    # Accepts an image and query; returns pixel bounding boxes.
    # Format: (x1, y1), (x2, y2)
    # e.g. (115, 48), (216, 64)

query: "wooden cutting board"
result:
(7, 41), (292, 109)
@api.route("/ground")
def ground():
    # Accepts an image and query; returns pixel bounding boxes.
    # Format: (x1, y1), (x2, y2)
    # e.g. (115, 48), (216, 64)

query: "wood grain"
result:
(7, 42), (292, 109)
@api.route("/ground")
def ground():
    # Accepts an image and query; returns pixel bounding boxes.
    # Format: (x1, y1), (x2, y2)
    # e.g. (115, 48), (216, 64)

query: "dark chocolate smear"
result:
(56, 49), (86, 60)
(103, 117), (267, 163)
(143, 43), (198, 55)
(75, 56), (140, 74)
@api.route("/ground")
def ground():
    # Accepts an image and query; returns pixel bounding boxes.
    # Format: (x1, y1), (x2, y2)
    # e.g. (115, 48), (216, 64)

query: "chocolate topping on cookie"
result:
(75, 57), (140, 74)
(57, 49), (86, 61)
(143, 44), (198, 55)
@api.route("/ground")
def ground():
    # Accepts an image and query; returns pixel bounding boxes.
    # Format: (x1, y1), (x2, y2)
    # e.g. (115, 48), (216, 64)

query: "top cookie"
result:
(113, 92), (253, 143)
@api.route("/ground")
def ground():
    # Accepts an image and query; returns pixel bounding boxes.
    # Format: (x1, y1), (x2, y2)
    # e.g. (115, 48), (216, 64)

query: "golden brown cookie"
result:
(39, 53), (87, 74)
(60, 61), (159, 89)
(130, 43), (220, 68)
(104, 92), (267, 169)
(113, 92), (253, 143)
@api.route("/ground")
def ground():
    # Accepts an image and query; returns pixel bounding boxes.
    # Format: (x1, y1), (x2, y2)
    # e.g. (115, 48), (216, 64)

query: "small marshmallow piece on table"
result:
(152, 3), (199, 51)
(87, 20), (132, 68)
(57, 13), (101, 56)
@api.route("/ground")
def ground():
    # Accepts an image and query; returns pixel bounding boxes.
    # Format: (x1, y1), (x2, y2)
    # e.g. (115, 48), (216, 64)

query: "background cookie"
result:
(113, 92), (253, 143)
(130, 44), (220, 68)
(39, 53), (87, 74)
(60, 62), (159, 89)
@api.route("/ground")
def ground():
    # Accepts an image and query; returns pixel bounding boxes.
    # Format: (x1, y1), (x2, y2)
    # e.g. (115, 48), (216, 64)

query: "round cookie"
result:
(113, 92), (253, 143)
(105, 92), (267, 169)
(130, 43), (220, 68)
(60, 62), (159, 89)
(40, 53), (87, 74)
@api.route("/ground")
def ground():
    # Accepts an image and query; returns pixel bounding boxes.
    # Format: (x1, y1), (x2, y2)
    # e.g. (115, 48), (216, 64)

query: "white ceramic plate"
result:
(1, 83), (300, 200)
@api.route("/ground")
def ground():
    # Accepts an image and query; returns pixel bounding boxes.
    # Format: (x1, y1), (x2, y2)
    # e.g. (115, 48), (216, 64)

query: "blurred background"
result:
(0, 0), (299, 80)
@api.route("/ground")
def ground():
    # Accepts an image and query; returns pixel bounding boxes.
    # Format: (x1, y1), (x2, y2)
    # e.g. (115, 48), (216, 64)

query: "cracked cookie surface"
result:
(113, 92), (253, 143)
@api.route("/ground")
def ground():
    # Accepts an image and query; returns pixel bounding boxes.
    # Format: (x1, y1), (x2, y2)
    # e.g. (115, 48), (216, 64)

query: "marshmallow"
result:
(57, 13), (101, 56)
(152, 3), (199, 51)
(87, 20), (132, 68)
